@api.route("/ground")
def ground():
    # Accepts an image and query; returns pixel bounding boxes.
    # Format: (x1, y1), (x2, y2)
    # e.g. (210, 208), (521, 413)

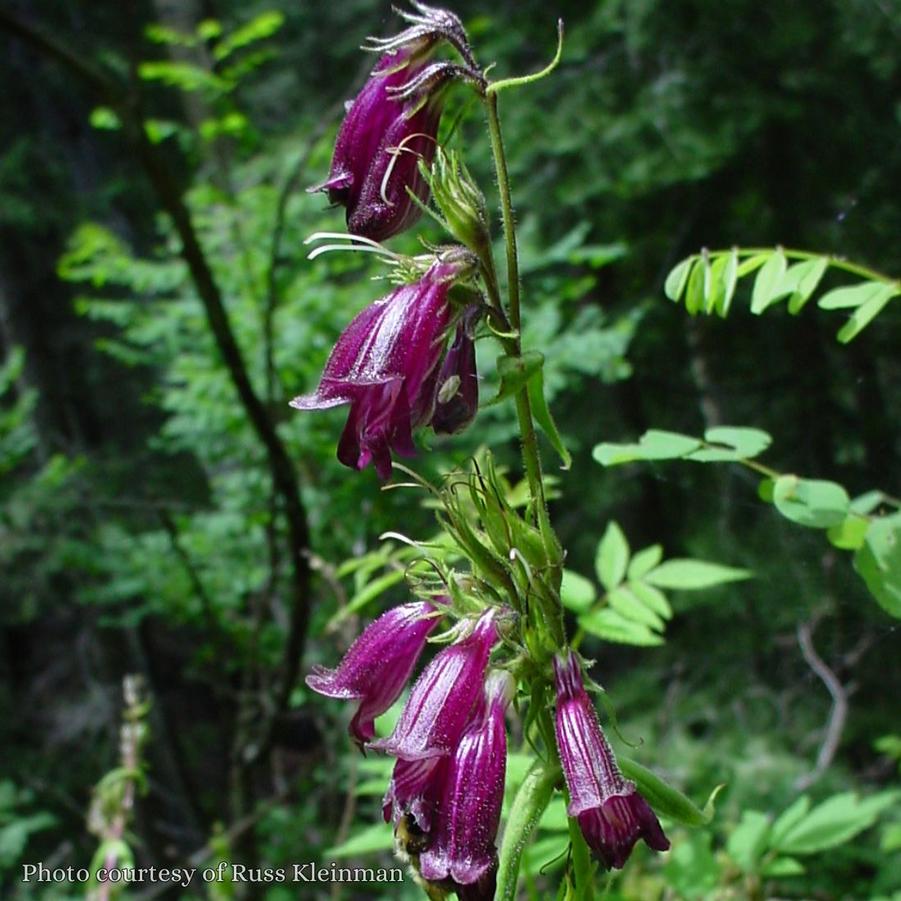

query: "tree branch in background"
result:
(794, 616), (850, 791)
(0, 9), (313, 752)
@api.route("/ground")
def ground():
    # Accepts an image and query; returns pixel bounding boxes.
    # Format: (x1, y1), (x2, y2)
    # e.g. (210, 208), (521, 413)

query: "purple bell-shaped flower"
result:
(311, 48), (442, 242)
(305, 601), (439, 746)
(370, 608), (499, 761)
(553, 651), (670, 870)
(419, 670), (513, 899)
(290, 260), (460, 479)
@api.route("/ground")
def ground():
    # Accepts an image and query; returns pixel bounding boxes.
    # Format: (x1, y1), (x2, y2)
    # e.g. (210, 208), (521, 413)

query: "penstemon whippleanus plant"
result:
(295, 5), (706, 898)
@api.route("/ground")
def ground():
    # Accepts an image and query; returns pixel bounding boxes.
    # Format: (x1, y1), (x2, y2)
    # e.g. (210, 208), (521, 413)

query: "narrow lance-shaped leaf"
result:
(596, 521), (629, 590)
(527, 360), (572, 469)
(750, 248), (788, 313)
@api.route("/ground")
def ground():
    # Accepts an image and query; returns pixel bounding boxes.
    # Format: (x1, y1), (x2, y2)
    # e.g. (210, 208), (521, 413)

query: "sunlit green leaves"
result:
(564, 520), (750, 647)
(492, 352), (572, 468)
(853, 513), (901, 617)
(721, 790), (900, 879)
(593, 425), (901, 616)
(771, 476), (850, 528)
(665, 247), (898, 340)
(644, 560), (750, 590)
(595, 521), (629, 590)
(593, 426), (770, 466)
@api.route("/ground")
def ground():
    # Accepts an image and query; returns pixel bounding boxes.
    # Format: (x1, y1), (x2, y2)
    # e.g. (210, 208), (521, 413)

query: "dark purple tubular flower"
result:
(430, 307), (479, 435)
(290, 261), (459, 479)
(305, 601), (438, 746)
(419, 670), (513, 900)
(370, 608), (499, 761)
(383, 756), (446, 835)
(311, 48), (442, 242)
(553, 651), (670, 870)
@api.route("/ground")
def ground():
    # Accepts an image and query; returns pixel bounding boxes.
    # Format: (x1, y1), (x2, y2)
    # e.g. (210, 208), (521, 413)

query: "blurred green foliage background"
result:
(0, 0), (898, 898)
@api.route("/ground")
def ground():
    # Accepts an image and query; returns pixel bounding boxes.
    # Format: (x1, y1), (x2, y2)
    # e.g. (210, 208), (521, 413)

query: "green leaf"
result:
(772, 475), (850, 528)
(705, 252), (729, 314)
(851, 490), (890, 515)
(578, 608), (663, 646)
(774, 791), (900, 855)
(736, 252), (771, 278)
(687, 426), (772, 462)
(627, 544), (663, 580)
(770, 796), (811, 848)
(750, 249), (788, 313)
(137, 61), (229, 94)
(761, 857), (805, 877)
(527, 361), (572, 469)
(727, 810), (771, 873)
(596, 521), (630, 590)
(608, 585), (665, 630)
(853, 513), (901, 617)
(619, 758), (722, 827)
(817, 280), (894, 309)
(592, 430), (702, 466)
(645, 559), (751, 590)
(628, 579), (673, 619)
(213, 11), (285, 61)
(324, 823), (394, 858)
(684, 257), (707, 315)
(836, 285), (898, 342)
(786, 257), (829, 313)
(327, 570), (406, 628)
(826, 514), (870, 551)
(496, 762), (560, 901)
(664, 256), (693, 301)
(89, 106), (122, 130)
(717, 248), (739, 316)
(522, 835), (569, 875)
(561, 569), (596, 613)
(538, 797), (571, 832)
(489, 352), (544, 405)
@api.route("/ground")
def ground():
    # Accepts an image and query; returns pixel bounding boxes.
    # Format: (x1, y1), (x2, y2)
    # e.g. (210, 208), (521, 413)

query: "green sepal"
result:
(619, 757), (723, 827)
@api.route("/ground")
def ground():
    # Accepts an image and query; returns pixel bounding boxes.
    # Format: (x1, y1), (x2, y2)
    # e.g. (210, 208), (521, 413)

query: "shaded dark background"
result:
(1, 0), (898, 898)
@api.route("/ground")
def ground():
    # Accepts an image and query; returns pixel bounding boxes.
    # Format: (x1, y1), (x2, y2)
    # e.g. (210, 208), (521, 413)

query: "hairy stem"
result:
(483, 91), (551, 536)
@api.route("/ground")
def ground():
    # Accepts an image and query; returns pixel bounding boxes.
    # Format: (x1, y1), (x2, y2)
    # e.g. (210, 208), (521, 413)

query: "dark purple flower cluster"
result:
(306, 605), (510, 899)
(290, 260), (478, 479)
(310, 47), (442, 242)
(296, 5), (481, 477)
(553, 651), (670, 869)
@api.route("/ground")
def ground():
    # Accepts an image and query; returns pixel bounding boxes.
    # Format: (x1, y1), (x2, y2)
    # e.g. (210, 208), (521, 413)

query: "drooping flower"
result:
(370, 608), (499, 761)
(553, 651), (670, 870)
(310, 48), (443, 242)
(305, 601), (439, 746)
(430, 306), (479, 435)
(383, 755), (446, 836)
(290, 260), (461, 479)
(419, 670), (513, 899)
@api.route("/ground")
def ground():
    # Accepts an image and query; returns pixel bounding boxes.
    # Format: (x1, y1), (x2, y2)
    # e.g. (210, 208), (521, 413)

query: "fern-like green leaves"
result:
(665, 247), (899, 342)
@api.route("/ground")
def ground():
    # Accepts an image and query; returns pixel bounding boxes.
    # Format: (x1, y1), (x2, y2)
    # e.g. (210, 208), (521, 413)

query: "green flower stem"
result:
(567, 806), (596, 900)
(483, 91), (550, 534)
(495, 759), (561, 901)
(708, 246), (900, 287)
